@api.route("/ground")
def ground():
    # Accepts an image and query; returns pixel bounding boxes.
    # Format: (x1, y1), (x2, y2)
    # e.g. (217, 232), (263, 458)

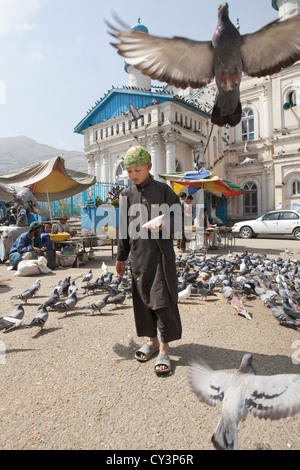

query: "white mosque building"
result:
(74, 0), (300, 224)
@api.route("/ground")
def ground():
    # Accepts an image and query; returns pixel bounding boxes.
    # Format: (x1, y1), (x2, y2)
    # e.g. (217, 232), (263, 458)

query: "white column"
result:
(150, 135), (160, 180)
(164, 131), (177, 174)
(94, 153), (101, 182)
(263, 85), (271, 141)
(263, 164), (274, 212)
(101, 149), (110, 183)
(87, 154), (95, 177)
(86, 154), (92, 175)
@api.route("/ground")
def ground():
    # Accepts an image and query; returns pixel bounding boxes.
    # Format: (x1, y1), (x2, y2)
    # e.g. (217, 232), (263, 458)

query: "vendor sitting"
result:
(52, 213), (77, 236)
(9, 221), (47, 268)
(41, 222), (53, 250)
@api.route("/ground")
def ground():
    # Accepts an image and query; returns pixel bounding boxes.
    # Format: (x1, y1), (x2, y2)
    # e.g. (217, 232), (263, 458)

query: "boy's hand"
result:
(116, 260), (125, 278)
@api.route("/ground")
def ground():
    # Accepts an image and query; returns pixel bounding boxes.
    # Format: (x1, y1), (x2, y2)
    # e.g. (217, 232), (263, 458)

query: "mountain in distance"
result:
(0, 136), (88, 174)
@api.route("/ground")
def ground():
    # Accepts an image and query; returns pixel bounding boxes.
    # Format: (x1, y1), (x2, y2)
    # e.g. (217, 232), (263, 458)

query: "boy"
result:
(116, 146), (182, 375)
(41, 222), (53, 250)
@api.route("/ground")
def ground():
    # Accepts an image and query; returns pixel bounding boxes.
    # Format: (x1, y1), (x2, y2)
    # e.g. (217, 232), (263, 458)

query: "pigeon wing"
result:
(108, 23), (214, 89)
(243, 373), (300, 420)
(189, 359), (230, 406)
(241, 15), (300, 78)
(129, 103), (140, 118)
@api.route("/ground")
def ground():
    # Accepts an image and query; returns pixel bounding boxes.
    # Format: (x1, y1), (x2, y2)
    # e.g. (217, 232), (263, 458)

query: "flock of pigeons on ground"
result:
(1, 248), (300, 450)
(0, 261), (131, 332)
(175, 248), (300, 450)
(177, 248), (300, 330)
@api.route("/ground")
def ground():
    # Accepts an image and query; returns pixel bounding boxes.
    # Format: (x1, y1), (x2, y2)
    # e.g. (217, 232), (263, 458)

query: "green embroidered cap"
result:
(124, 146), (151, 168)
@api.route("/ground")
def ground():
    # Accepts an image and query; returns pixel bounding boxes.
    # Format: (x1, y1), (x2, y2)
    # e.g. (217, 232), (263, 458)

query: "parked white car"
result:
(232, 210), (300, 240)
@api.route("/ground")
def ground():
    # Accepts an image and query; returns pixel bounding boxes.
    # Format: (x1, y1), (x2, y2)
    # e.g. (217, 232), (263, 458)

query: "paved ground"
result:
(0, 236), (300, 451)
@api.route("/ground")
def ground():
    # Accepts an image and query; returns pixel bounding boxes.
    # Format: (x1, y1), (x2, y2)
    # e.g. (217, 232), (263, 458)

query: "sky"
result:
(0, 0), (279, 153)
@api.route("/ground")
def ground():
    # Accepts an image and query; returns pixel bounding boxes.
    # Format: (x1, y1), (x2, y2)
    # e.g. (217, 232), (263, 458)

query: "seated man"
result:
(9, 221), (47, 268)
(52, 213), (77, 236)
(41, 222), (53, 250)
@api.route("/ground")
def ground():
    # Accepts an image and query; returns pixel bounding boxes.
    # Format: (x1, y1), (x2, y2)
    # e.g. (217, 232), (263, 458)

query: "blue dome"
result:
(131, 18), (149, 34)
(272, 0), (279, 11)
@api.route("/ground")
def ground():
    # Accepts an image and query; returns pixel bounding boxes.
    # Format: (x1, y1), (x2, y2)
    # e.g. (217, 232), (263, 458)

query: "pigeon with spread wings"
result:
(189, 353), (300, 450)
(108, 3), (300, 127)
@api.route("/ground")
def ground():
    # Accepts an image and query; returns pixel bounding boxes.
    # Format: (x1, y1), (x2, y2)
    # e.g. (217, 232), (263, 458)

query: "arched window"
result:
(241, 108), (255, 141)
(292, 180), (300, 195)
(244, 182), (258, 215)
(116, 161), (128, 186)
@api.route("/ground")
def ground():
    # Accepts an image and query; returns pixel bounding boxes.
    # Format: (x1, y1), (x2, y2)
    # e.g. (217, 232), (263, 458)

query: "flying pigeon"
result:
(240, 157), (255, 165)
(108, 3), (300, 126)
(129, 103), (144, 122)
(189, 353), (300, 450)
(0, 304), (25, 331)
(82, 294), (111, 315)
(11, 280), (41, 303)
(26, 306), (48, 331)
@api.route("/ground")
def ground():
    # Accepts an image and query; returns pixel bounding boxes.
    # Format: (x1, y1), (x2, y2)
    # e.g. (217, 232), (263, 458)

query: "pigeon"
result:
(240, 157), (255, 165)
(281, 297), (300, 321)
(106, 291), (126, 308)
(40, 288), (60, 310)
(129, 103), (144, 122)
(269, 302), (300, 330)
(68, 280), (77, 296)
(221, 285), (233, 302)
(178, 284), (193, 303)
(61, 276), (71, 295)
(82, 269), (93, 284)
(54, 292), (78, 315)
(82, 294), (111, 315)
(83, 278), (101, 295)
(11, 280), (41, 303)
(189, 353), (300, 450)
(54, 280), (63, 296)
(231, 294), (252, 320)
(26, 306), (48, 331)
(108, 3), (300, 126)
(0, 304), (25, 331)
(197, 283), (217, 301)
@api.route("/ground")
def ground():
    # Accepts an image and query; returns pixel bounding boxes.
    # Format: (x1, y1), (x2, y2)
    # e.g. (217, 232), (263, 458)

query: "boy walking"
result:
(116, 146), (182, 375)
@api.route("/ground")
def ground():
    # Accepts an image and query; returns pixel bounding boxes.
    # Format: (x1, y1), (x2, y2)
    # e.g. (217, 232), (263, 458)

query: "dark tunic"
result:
(117, 177), (182, 342)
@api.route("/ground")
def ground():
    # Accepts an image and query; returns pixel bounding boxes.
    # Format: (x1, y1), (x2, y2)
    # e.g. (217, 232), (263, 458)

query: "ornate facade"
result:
(74, 2), (300, 223)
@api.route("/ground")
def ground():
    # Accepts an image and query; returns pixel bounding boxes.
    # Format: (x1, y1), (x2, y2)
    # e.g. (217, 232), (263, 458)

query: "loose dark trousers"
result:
(132, 279), (182, 343)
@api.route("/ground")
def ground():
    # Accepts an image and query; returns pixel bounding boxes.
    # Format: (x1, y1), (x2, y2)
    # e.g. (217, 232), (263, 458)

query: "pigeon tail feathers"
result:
(212, 417), (238, 450)
(212, 96), (242, 127)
